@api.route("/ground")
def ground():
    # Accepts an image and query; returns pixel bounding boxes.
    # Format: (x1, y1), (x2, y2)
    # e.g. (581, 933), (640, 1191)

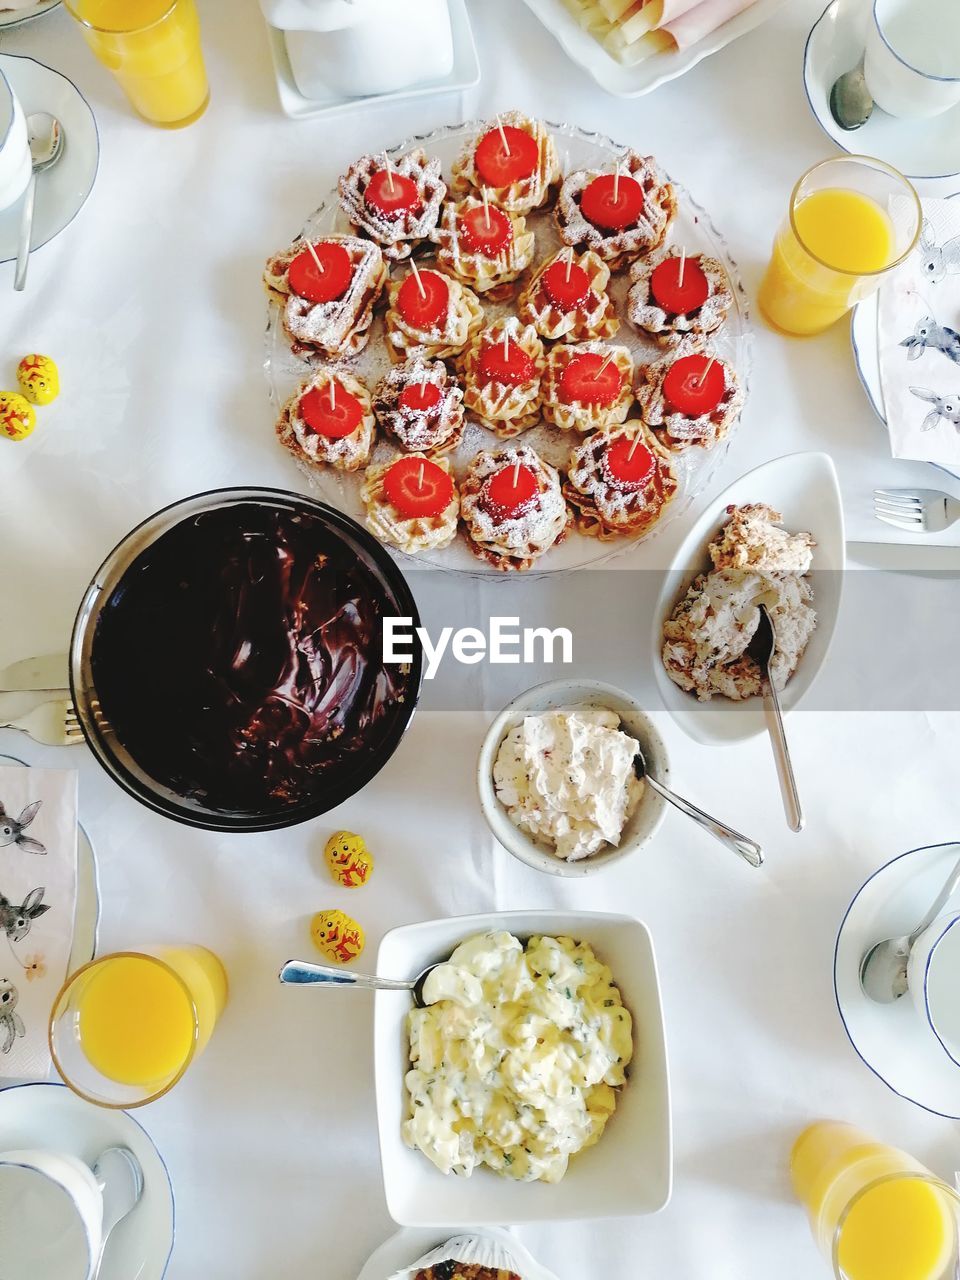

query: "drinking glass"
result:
(792, 1122), (960, 1280)
(50, 945), (228, 1108)
(759, 156), (921, 336)
(64, 0), (209, 129)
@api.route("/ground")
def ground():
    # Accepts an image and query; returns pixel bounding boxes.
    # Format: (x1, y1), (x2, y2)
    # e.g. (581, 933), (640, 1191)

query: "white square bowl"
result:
(374, 910), (672, 1226)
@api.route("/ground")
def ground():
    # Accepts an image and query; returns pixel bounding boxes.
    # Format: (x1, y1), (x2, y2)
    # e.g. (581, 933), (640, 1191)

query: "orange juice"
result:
(792, 1123), (958, 1280)
(75, 946), (226, 1087)
(67, 0), (208, 128)
(759, 188), (896, 336)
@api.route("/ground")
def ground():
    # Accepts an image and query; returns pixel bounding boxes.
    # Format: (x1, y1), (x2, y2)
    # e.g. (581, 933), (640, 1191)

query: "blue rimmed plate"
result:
(835, 841), (960, 1118)
(0, 1082), (175, 1278)
(0, 1), (60, 30)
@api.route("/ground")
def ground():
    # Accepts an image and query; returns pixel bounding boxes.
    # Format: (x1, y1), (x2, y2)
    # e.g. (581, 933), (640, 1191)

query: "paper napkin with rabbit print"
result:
(0, 766), (77, 1081)
(879, 197), (960, 466)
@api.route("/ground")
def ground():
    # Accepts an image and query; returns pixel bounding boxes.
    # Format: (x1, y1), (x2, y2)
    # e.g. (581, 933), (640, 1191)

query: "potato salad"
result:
(402, 931), (633, 1183)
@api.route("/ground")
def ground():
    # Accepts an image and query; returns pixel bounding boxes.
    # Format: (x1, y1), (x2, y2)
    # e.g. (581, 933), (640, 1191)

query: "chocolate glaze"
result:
(91, 504), (411, 814)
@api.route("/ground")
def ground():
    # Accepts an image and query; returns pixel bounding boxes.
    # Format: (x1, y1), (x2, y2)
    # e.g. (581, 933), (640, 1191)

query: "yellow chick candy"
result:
(311, 910), (365, 964)
(0, 392), (36, 442)
(324, 830), (374, 888)
(16, 354), (59, 406)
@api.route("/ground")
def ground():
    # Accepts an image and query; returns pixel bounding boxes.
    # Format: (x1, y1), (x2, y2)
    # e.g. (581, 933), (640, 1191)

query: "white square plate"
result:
(374, 910), (672, 1227)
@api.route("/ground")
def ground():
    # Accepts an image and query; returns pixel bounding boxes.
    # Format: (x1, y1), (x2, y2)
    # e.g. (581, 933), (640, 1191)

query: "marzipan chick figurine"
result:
(16, 354), (59, 406)
(324, 830), (374, 888)
(311, 909), (365, 964)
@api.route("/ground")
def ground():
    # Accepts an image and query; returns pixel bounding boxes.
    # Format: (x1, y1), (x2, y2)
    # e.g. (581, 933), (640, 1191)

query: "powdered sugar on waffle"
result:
(460, 445), (568, 570)
(361, 453), (459, 554)
(431, 198), (536, 293)
(541, 340), (634, 433)
(372, 357), (465, 453)
(451, 111), (561, 216)
(636, 334), (743, 451)
(563, 423), (678, 539)
(518, 248), (620, 343)
(627, 249), (733, 344)
(556, 152), (677, 269)
(462, 318), (545, 436)
(277, 369), (376, 472)
(338, 149), (447, 262)
(384, 270), (484, 362)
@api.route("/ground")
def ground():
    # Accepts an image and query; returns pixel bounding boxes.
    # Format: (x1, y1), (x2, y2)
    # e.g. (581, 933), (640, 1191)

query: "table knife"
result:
(0, 652), (69, 692)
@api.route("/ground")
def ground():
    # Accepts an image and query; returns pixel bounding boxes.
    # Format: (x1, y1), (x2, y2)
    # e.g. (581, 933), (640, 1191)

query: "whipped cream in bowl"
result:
(478, 680), (669, 877)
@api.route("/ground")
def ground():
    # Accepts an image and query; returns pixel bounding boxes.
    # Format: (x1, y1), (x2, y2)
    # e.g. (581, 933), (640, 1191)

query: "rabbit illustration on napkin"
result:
(900, 316), (960, 366)
(0, 800), (46, 855)
(910, 386), (960, 433)
(919, 220), (960, 285)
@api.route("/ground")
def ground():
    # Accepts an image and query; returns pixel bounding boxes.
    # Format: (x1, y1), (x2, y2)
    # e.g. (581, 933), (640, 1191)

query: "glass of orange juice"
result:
(49, 945), (227, 1108)
(64, 0), (209, 129)
(792, 1121), (960, 1280)
(759, 156), (921, 336)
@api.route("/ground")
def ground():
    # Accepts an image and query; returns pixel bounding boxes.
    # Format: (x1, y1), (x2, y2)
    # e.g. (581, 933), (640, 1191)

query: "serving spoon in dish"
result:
(746, 604), (803, 833)
(633, 745), (763, 869)
(279, 959), (442, 1008)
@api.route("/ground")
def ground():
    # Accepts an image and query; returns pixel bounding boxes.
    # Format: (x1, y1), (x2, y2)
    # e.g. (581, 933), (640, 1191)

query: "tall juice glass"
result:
(65, 0), (209, 129)
(792, 1122), (960, 1280)
(49, 945), (228, 1107)
(759, 156), (921, 336)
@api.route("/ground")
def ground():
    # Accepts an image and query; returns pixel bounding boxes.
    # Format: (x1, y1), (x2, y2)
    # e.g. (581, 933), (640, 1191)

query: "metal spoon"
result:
(92, 1147), (143, 1278)
(279, 959), (442, 1007)
(633, 744), (763, 869)
(14, 112), (64, 292)
(860, 847), (960, 1004)
(747, 604), (803, 833)
(829, 57), (874, 131)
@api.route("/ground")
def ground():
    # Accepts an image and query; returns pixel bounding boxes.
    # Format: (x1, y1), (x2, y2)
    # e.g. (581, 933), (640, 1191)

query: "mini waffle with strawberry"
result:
(276, 368), (375, 472)
(431, 197), (535, 297)
(461, 319), (545, 437)
(556, 152), (677, 271)
(627, 249), (733, 345)
(450, 112), (561, 216)
(541, 341), (634, 434)
(517, 248), (620, 343)
(636, 335), (744, 451)
(372, 357), (465, 455)
(338, 148), (447, 262)
(361, 453), (459, 554)
(563, 422), (678, 540)
(460, 446), (569, 572)
(384, 265), (484, 363)
(264, 234), (387, 359)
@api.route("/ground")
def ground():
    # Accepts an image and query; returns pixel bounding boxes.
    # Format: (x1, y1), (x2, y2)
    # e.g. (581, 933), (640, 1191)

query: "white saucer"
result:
(835, 841), (960, 1119)
(0, 752), (100, 971)
(0, 1), (60, 29)
(804, 0), (960, 187)
(0, 1082), (175, 1278)
(0, 53), (99, 266)
(357, 1227), (553, 1280)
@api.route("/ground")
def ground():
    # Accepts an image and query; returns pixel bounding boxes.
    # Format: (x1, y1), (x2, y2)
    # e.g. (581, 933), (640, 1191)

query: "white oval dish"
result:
(652, 451), (845, 745)
(477, 679), (669, 877)
(357, 1225), (560, 1280)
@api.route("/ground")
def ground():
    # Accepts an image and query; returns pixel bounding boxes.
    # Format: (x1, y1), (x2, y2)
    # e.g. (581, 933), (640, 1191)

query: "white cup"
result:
(907, 912), (960, 1067)
(0, 1149), (103, 1280)
(865, 0), (960, 120)
(0, 70), (30, 213)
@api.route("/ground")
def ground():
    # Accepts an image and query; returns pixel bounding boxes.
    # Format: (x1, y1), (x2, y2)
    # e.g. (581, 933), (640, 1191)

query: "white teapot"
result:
(261, 0), (455, 100)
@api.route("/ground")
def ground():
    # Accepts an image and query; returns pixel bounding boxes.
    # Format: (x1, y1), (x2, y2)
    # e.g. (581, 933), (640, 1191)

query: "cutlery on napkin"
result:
(0, 765), (77, 1081)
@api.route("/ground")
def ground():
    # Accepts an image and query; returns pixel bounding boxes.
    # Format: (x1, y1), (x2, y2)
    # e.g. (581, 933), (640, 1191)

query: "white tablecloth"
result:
(2, 1), (959, 1276)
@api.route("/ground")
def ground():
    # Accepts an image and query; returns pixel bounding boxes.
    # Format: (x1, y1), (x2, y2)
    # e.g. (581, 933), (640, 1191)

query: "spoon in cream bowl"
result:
(278, 959), (446, 1008)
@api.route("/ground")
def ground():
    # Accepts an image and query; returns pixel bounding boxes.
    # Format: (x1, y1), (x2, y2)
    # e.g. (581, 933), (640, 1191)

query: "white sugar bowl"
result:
(261, 0), (455, 101)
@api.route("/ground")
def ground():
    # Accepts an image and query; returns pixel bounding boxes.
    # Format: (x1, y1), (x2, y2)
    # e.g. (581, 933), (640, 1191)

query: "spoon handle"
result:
(762, 677), (804, 833)
(13, 173), (37, 292)
(908, 848), (960, 945)
(643, 774), (764, 869)
(278, 960), (413, 992)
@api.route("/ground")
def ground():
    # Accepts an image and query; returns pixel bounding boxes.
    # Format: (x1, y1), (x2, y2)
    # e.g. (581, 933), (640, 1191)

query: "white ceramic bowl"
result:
(374, 909), (672, 1226)
(477, 679), (670, 877)
(652, 452), (845, 746)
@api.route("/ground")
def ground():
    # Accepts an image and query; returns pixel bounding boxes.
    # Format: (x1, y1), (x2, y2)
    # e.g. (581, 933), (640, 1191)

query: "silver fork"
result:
(0, 700), (83, 746)
(874, 488), (960, 534)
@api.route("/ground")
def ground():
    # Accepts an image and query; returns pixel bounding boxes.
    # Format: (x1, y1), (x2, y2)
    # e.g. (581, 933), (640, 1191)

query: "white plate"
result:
(374, 910), (671, 1226)
(263, 0), (480, 121)
(0, 54), (99, 266)
(520, 0), (787, 97)
(0, 1082), (175, 1278)
(357, 1226), (557, 1280)
(835, 842), (960, 1118)
(0, 752), (100, 971)
(651, 451), (845, 745)
(264, 118), (752, 575)
(0, 0), (60, 29)
(804, 0), (960, 186)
